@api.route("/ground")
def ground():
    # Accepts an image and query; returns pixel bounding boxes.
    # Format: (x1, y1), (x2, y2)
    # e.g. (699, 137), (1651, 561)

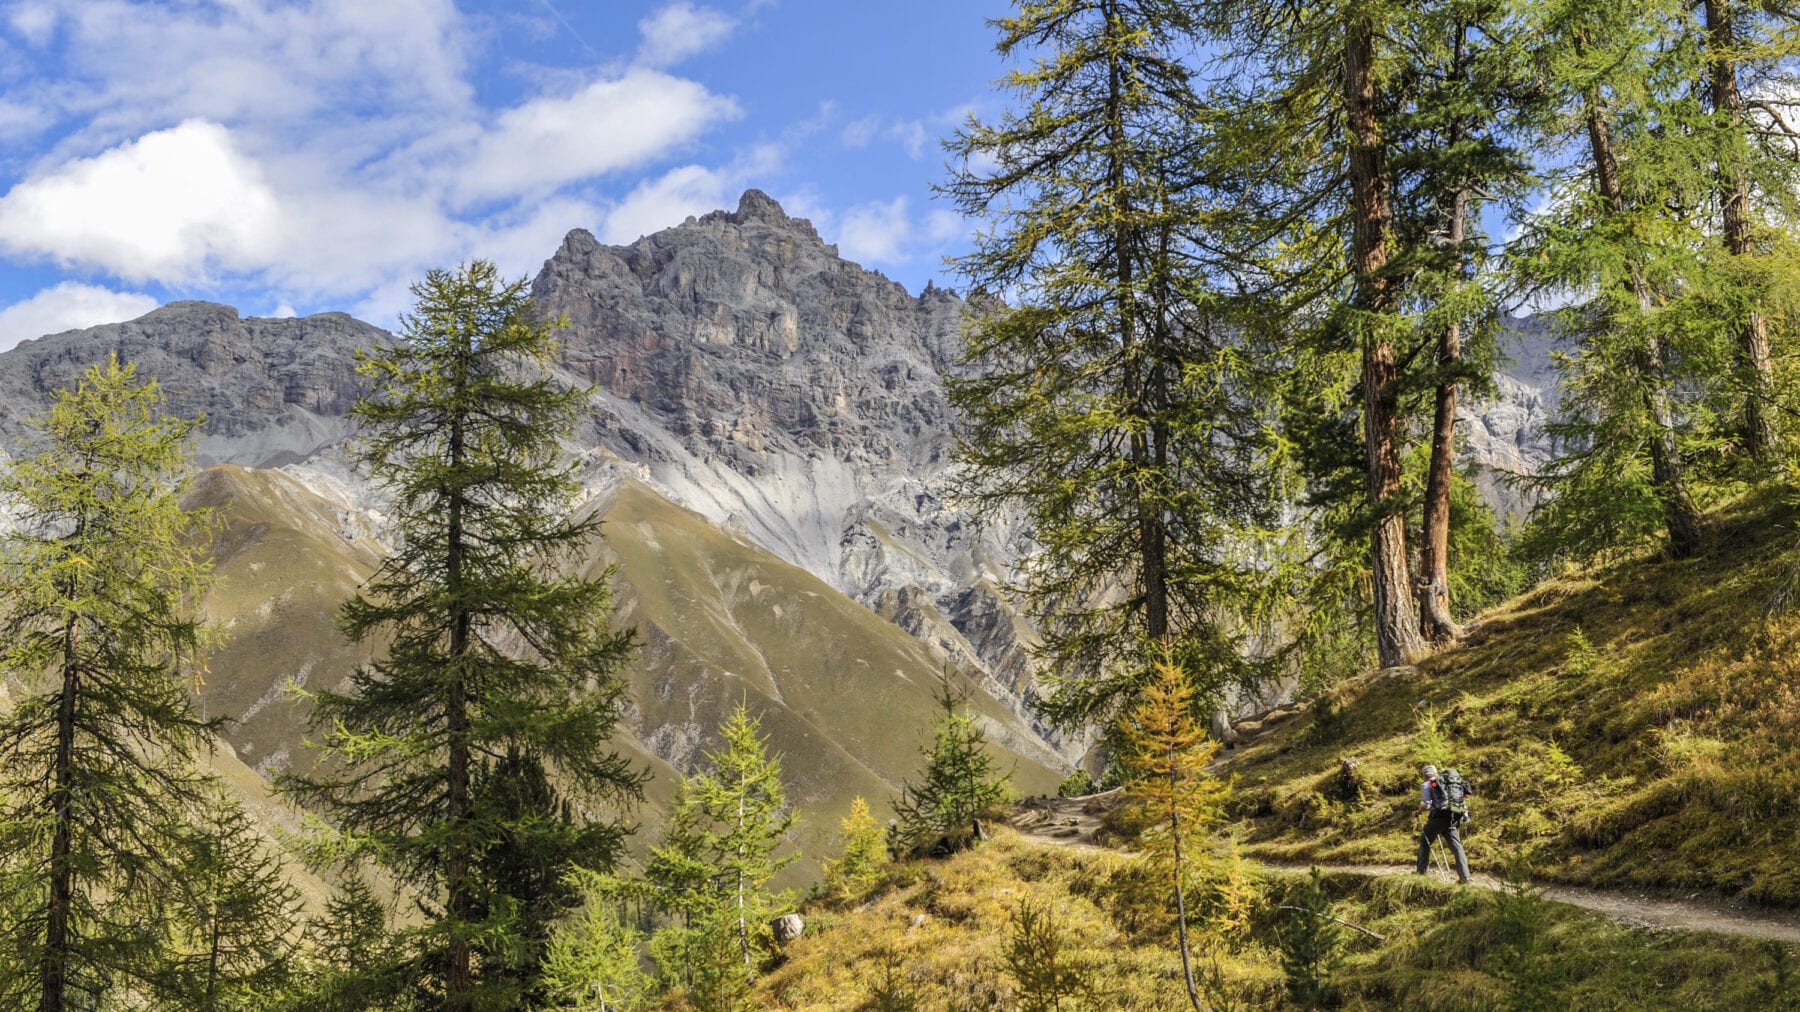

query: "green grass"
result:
(747, 829), (1799, 1010)
(1227, 486), (1800, 907)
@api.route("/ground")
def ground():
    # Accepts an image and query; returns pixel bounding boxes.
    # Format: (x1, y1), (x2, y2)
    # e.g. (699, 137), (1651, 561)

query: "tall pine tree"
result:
(0, 356), (226, 1011)
(942, 0), (1283, 733)
(283, 261), (642, 1009)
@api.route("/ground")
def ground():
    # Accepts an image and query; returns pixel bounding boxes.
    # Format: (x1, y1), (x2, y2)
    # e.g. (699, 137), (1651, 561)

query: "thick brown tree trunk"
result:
(1584, 93), (1705, 558)
(1101, 12), (1168, 644)
(1419, 186), (1467, 646)
(1705, 0), (1778, 461)
(1346, 13), (1425, 667)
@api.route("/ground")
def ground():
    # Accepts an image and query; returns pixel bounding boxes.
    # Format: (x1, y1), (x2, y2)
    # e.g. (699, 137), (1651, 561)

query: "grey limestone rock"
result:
(0, 301), (384, 468)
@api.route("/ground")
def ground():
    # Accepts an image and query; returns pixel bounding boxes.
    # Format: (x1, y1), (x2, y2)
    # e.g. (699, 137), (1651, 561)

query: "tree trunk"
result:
(1584, 92), (1705, 558)
(1420, 189), (1467, 646)
(1705, 0), (1778, 461)
(40, 604), (79, 1012)
(445, 405), (473, 1010)
(1101, 12), (1167, 644)
(1345, 12), (1425, 667)
(1168, 749), (1202, 1012)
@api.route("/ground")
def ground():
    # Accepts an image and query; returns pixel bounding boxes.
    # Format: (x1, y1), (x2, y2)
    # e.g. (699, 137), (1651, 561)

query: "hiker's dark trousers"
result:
(1417, 812), (1470, 882)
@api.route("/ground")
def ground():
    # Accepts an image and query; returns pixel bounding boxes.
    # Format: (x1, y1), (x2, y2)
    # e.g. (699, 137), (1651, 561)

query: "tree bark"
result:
(1705, 0), (1778, 461)
(445, 389), (473, 1010)
(40, 600), (78, 1012)
(1584, 91), (1705, 558)
(1168, 747), (1202, 1012)
(1420, 186), (1467, 646)
(1345, 12), (1425, 667)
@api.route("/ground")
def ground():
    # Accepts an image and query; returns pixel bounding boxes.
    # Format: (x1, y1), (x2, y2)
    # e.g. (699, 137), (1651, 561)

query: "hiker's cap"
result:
(1421, 764), (1439, 778)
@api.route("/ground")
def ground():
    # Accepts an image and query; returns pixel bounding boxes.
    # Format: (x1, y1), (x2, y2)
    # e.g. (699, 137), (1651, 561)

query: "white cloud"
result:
(636, 2), (737, 69)
(835, 196), (913, 265)
(7, 2), (56, 46)
(840, 116), (880, 149)
(44, 0), (473, 139)
(459, 68), (739, 203)
(603, 165), (736, 244)
(0, 282), (158, 351)
(600, 143), (787, 244)
(0, 120), (282, 282)
(923, 209), (968, 245)
(890, 120), (928, 160)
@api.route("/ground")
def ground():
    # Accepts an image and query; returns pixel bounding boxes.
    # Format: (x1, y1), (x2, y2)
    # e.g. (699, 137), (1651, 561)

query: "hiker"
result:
(1416, 763), (1471, 884)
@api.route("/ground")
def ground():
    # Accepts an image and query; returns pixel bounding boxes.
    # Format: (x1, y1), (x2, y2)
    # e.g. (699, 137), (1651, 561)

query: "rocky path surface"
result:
(1009, 795), (1800, 943)
(1264, 862), (1800, 944)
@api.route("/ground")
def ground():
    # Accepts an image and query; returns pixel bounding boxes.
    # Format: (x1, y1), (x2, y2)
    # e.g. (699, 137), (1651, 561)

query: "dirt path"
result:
(1008, 796), (1800, 944)
(1265, 862), (1800, 944)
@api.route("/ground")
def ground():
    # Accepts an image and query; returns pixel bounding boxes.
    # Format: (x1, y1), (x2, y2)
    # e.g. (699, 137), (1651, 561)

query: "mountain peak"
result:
(730, 188), (788, 225)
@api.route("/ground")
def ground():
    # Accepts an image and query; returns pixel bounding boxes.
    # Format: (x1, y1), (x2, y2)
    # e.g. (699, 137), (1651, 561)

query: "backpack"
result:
(1433, 769), (1471, 817)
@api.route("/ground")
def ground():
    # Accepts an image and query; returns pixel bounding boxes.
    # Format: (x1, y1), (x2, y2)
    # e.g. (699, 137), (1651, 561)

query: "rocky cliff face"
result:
(0, 301), (381, 468)
(1459, 314), (1563, 522)
(530, 191), (1054, 742)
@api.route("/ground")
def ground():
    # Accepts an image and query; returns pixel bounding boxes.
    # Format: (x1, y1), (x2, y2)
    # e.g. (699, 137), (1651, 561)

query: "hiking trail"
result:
(1007, 793), (1800, 944)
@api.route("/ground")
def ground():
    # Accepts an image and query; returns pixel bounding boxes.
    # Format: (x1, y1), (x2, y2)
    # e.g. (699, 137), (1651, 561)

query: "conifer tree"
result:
(542, 868), (654, 1011)
(283, 261), (642, 1009)
(0, 356), (224, 1011)
(1117, 655), (1231, 1011)
(1278, 868), (1342, 1010)
(1389, 0), (1537, 642)
(889, 675), (1013, 858)
(1510, 0), (1712, 559)
(644, 704), (795, 1011)
(162, 794), (304, 1011)
(823, 797), (886, 900)
(942, 0), (1282, 730)
(1698, 0), (1800, 462)
(293, 875), (419, 1012)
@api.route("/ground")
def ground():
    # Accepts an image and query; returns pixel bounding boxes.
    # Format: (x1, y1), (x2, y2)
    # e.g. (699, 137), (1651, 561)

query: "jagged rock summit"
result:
(0, 301), (379, 468)
(530, 189), (1049, 740)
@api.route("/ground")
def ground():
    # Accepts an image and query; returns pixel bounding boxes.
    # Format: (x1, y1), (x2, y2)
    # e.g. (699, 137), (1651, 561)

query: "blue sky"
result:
(0, 0), (1014, 348)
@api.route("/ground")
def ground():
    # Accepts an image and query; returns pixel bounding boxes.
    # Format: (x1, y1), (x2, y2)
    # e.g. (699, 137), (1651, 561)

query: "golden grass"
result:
(1228, 486), (1800, 906)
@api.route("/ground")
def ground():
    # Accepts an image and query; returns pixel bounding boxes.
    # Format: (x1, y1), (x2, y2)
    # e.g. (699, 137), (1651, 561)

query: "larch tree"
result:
(283, 261), (642, 1010)
(1189, 0), (1435, 669)
(0, 356), (237, 1012)
(1388, 0), (1537, 643)
(1117, 655), (1232, 1012)
(645, 704), (795, 1011)
(888, 675), (1014, 858)
(942, 0), (1282, 734)
(1699, 0), (1800, 462)
(162, 793), (304, 1011)
(1510, 0), (1714, 560)
(541, 868), (655, 1012)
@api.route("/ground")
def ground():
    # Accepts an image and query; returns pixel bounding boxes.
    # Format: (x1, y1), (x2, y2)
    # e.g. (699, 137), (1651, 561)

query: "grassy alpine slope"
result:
(746, 828), (1795, 1010)
(1228, 487), (1800, 907)
(731, 488), (1800, 1010)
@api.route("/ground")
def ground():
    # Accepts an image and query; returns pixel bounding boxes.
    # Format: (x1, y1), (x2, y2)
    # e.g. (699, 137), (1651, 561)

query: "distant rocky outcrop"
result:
(1459, 314), (1564, 522)
(0, 301), (381, 468)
